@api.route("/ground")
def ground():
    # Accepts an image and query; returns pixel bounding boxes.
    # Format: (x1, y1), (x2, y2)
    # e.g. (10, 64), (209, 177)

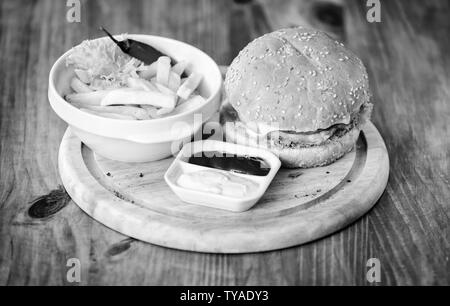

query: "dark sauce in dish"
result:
(188, 151), (271, 176)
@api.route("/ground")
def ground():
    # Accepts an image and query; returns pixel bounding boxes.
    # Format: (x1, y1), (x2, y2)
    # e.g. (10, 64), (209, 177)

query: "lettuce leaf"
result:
(66, 36), (143, 90)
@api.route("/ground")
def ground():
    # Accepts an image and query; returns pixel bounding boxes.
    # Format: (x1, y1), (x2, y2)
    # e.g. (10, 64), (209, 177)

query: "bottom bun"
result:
(221, 104), (362, 168)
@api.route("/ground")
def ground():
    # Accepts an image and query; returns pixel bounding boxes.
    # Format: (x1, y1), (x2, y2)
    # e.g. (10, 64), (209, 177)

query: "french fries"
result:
(126, 77), (159, 92)
(70, 77), (93, 93)
(66, 54), (205, 120)
(141, 105), (161, 119)
(137, 62), (157, 80)
(176, 72), (203, 100)
(100, 89), (177, 109)
(170, 95), (206, 116)
(168, 72), (181, 92)
(80, 105), (150, 120)
(80, 108), (136, 120)
(172, 60), (189, 75)
(156, 56), (171, 87)
(74, 69), (91, 84)
(151, 80), (176, 96)
(141, 105), (174, 118)
(157, 107), (175, 116)
(66, 90), (112, 106)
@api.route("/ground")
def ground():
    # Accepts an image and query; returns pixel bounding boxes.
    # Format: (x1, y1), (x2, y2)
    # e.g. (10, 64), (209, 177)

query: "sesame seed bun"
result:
(224, 27), (372, 133)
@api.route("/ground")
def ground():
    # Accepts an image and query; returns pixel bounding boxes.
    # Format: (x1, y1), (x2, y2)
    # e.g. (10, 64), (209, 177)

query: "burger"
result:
(223, 27), (373, 168)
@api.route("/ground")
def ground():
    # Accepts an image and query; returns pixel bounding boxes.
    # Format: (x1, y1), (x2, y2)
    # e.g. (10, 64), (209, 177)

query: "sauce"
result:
(177, 170), (259, 198)
(188, 151), (270, 176)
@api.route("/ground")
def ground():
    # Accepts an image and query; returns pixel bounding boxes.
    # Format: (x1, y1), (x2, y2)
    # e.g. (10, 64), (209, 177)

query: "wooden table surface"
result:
(0, 0), (449, 286)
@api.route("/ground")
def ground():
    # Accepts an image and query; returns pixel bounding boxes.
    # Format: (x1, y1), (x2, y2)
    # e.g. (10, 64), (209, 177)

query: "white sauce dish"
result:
(164, 140), (281, 212)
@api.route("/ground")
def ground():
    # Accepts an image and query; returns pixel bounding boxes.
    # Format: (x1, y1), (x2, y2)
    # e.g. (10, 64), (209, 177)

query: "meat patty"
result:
(268, 103), (372, 147)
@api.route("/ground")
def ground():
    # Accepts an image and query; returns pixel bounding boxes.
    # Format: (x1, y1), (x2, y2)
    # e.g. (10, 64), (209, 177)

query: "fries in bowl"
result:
(65, 37), (205, 120)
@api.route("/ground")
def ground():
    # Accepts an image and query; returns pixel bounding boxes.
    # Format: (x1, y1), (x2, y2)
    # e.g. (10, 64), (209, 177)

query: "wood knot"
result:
(313, 1), (344, 28)
(289, 171), (303, 179)
(234, 0), (253, 5)
(28, 185), (71, 219)
(105, 238), (136, 257)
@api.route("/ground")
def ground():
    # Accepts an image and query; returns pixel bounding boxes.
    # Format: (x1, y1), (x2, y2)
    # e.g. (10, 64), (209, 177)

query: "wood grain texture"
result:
(0, 0), (449, 285)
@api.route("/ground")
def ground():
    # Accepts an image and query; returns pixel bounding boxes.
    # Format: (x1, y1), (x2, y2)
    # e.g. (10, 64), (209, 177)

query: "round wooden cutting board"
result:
(58, 118), (389, 253)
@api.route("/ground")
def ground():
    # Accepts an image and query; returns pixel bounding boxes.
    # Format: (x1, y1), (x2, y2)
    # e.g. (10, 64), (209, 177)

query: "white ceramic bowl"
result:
(48, 35), (222, 162)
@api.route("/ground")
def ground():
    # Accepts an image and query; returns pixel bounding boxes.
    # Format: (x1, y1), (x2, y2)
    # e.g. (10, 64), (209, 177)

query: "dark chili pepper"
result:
(100, 27), (173, 66)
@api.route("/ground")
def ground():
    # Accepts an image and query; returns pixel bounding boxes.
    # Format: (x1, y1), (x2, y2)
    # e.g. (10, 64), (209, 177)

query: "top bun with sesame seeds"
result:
(223, 27), (373, 168)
